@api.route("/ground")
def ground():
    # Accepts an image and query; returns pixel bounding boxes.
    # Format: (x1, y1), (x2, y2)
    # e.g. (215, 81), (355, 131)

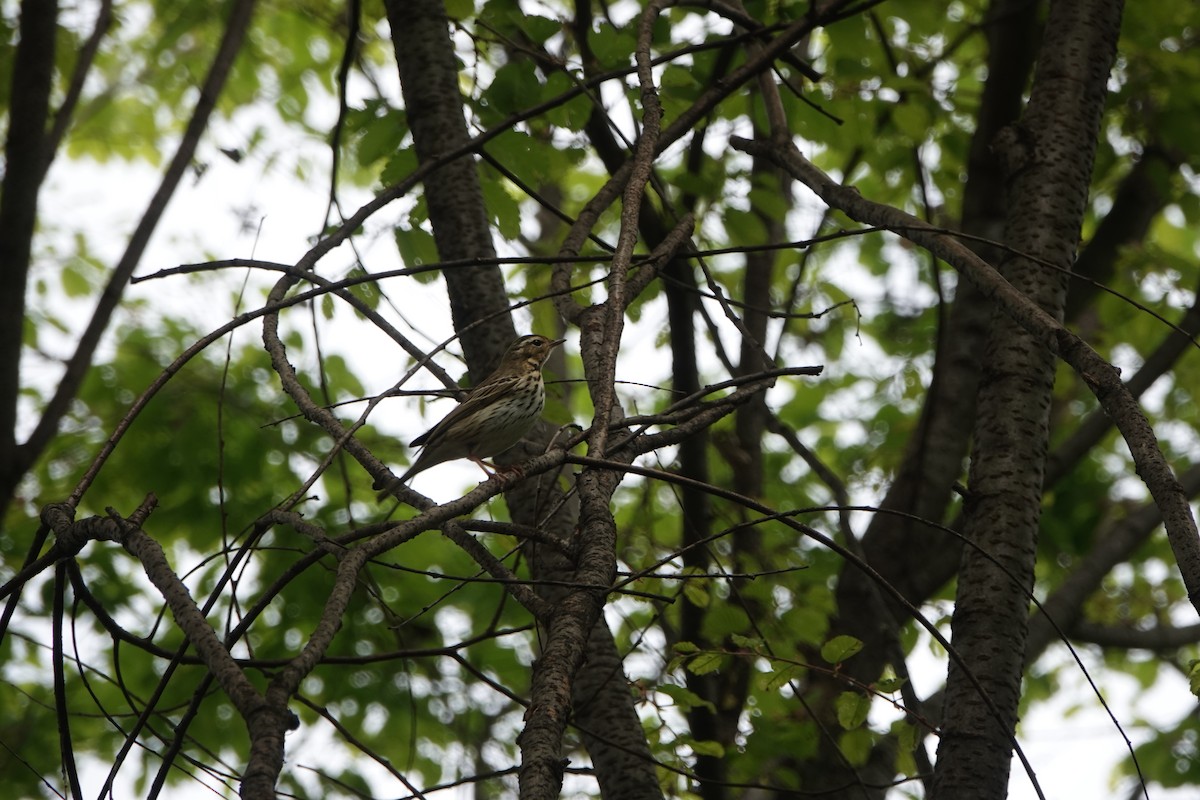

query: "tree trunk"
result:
(804, 0), (1040, 791)
(931, 1), (1123, 797)
(0, 0), (57, 504)
(384, 3), (660, 798)
(384, 0), (515, 375)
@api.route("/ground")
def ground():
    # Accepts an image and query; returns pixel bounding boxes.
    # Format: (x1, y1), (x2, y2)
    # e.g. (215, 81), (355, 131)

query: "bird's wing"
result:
(409, 372), (522, 448)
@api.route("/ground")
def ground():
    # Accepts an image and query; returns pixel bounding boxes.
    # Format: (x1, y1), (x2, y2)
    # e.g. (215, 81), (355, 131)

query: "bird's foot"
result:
(470, 458), (523, 481)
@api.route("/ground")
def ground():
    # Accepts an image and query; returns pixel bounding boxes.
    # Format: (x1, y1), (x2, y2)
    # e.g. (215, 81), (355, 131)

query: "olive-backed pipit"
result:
(379, 333), (564, 492)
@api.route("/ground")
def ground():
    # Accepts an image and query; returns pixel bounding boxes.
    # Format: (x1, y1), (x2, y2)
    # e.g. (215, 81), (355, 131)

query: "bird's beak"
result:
(550, 338), (566, 348)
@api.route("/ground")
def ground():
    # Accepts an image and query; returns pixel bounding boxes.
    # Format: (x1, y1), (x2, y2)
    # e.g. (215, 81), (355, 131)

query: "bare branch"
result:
(39, 501), (265, 720)
(16, 0), (260, 497)
(729, 135), (1200, 620)
(1070, 621), (1200, 651)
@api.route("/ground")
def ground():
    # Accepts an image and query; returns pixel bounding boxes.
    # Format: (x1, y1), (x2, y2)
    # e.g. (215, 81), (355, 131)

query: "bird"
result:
(377, 333), (565, 493)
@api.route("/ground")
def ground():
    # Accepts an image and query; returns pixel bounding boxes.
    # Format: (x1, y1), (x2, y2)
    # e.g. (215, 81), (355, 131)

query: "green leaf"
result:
(874, 676), (907, 693)
(764, 662), (806, 692)
(661, 64), (700, 92)
(355, 107), (408, 169)
(730, 633), (763, 650)
(480, 178), (522, 240)
(589, 21), (636, 65)
(522, 15), (561, 43)
(683, 575), (710, 608)
(443, 0), (474, 21)
(838, 727), (874, 767)
(394, 226), (439, 270)
(835, 691), (871, 730)
(687, 652), (724, 676)
(894, 720), (920, 777)
(704, 603), (750, 639)
(820, 635), (864, 665)
(658, 683), (716, 713)
(345, 266), (380, 312)
(381, 147), (419, 186)
(724, 207), (768, 244)
(542, 71), (591, 131)
(487, 60), (539, 116)
(61, 262), (91, 298)
(689, 739), (726, 758)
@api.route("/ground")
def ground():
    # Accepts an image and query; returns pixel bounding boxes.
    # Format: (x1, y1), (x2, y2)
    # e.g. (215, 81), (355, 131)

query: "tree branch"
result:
(727, 132), (1200, 621)
(384, 0), (516, 378)
(0, 0), (58, 504)
(1070, 620), (1200, 651)
(41, 0), (114, 180)
(1026, 463), (1200, 662)
(39, 501), (266, 720)
(14, 0), (260, 502)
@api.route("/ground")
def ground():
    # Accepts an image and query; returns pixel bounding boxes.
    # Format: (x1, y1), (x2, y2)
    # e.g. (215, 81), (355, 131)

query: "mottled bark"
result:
(932, 1), (1124, 798)
(384, 0), (516, 378)
(805, 0), (1040, 793)
(385, 3), (661, 798)
(0, 0), (57, 504)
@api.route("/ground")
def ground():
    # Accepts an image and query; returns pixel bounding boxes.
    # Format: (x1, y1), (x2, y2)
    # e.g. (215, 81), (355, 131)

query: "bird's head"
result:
(503, 333), (565, 368)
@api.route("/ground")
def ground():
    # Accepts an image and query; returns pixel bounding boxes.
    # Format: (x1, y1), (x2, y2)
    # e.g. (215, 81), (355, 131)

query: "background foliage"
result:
(2, 0), (1200, 798)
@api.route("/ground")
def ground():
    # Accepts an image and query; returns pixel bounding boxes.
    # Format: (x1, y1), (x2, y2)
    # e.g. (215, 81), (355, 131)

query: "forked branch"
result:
(731, 134), (1200, 618)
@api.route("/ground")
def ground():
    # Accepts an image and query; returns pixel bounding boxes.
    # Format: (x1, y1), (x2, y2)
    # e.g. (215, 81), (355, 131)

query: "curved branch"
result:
(41, 0), (114, 180)
(1026, 463), (1200, 662)
(729, 135), (1200, 620)
(39, 502), (265, 721)
(1070, 621), (1200, 651)
(14, 0), (260, 499)
(1046, 276), (1200, 485)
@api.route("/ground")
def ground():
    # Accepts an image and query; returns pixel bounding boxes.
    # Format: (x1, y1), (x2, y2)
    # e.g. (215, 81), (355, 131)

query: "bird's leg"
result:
(469, 457), (523, 479)
(469, 457), (499, 478)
